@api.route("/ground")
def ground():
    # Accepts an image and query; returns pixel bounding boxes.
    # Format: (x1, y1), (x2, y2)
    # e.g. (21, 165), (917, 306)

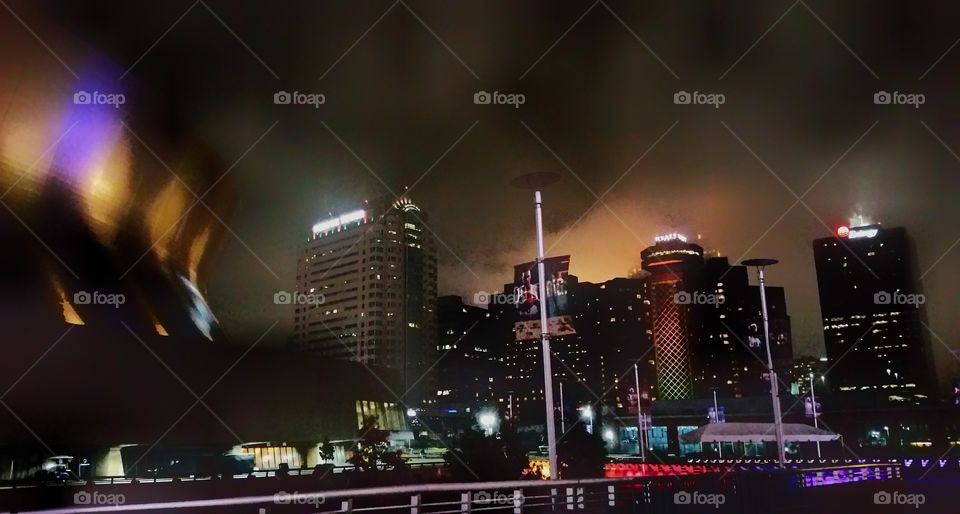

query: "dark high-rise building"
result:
(432, 295), (499, 414)
(813, 223), (935, 400)
(573, 278), (654, 410)
(292, 196), (438, 403)
(697, 257), (792, 398)
(640, 233), (705, 400)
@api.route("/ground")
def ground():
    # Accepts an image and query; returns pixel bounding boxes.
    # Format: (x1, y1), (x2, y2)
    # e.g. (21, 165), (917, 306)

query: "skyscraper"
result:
(432, 295), (499, 414)
(813, 222), (935, 400)
(292, 196), (438, 403)
(640, 233), (704, 400)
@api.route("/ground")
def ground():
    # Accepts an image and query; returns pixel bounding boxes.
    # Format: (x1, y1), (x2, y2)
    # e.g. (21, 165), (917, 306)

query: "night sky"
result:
(7, 1), (960, 381)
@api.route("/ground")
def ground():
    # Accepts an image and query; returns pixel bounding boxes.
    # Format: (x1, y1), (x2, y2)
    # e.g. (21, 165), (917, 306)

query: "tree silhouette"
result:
(557, 425), (607, 479)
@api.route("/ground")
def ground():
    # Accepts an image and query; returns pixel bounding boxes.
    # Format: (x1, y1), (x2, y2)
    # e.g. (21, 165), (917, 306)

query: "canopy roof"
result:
(680, 422), (840, 443)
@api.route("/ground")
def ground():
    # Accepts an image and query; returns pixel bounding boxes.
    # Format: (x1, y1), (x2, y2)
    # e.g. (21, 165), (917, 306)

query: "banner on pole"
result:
(513, 255), (575, 341)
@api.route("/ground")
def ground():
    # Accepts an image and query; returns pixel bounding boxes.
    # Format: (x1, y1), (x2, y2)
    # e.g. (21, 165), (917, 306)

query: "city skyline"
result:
(7, 2), (960, 379)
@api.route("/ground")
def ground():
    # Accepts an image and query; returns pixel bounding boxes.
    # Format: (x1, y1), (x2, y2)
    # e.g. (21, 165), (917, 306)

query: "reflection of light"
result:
(836, 226), (849, 238)
(179, 275), (218, 341)
(580, 406), (593, 420)
(51, 275), (84, 325)
(603, 429), (615, 441)
(406, 408), (416, 417)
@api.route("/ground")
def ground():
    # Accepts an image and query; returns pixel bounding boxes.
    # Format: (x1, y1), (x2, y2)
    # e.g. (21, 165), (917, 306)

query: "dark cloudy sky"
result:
(13, 0), (960, 380)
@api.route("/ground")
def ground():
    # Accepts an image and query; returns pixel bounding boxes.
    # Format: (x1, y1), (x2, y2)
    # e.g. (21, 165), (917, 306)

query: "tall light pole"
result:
(711, 388), (722, 458)
(559, 381), (566, 434)
(633, 363), (645, 460)
(742, 258), (785, 468)
(513, 171), (561, 480)
(809, 373), (821, 458)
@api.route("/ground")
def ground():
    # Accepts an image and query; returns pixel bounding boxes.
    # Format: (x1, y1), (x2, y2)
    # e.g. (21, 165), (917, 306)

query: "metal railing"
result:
(19, 477), (634, 513)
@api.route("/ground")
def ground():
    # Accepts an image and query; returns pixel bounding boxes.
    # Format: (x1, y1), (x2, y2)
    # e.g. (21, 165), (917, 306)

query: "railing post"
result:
(411, 493), (421, 514)
(550, 487), (557, 509)
(461, 491), (472, 513)
(566, 487), (574, 510)
(607, 484), (615, 506)
(341, 498), (353, 512)
(513, 488), (523, 514)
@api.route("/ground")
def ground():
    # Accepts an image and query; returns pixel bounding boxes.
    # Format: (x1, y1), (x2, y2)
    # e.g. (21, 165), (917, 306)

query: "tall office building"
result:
(573, 278), (654, 409)
(697, 257), (792, 398)
(813, 222), (935, 400)
(640, 233), (705, 400)
(293, 196), (438, 403)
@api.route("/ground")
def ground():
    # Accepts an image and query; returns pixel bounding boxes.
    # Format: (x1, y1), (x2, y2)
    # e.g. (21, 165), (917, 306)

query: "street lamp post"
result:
(513, 172), (562, 480)
(742, 258), (785, 468)
(559, 381), (566, 434)
(711, 388), (722, 458)
(633, 363), (645, 460)
(809, 373), (822, 458)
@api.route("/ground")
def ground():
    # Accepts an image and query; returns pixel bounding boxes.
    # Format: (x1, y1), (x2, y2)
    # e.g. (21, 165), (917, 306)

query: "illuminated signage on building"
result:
(848, 227), (879, 239)
(655, 232), (688, 243)
(312, 209), (367, 235)
(837, 225), (880, 239)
